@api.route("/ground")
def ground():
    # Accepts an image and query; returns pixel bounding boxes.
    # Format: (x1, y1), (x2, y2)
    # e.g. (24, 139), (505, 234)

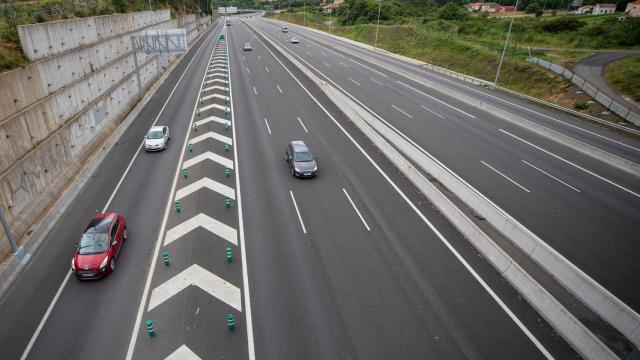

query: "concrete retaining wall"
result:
(0, 11), (211, 259)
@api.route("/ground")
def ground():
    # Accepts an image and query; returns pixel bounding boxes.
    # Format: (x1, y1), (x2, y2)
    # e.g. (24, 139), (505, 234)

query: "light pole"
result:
(0, 208), (30, 264)
(328, 8), (332, 32)
(495, 0), (518, 85)
(374, 0), (382, 49)
(303, 0), (307, 26)
(148, 0), (151, 11)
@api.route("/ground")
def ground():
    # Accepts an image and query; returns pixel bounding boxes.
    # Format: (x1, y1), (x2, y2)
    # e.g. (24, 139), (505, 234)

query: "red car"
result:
(71, 213), (127, 279)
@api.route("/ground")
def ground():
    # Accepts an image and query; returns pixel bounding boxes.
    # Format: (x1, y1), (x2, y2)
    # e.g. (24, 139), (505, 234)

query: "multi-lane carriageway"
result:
(1, 13), (638, 360)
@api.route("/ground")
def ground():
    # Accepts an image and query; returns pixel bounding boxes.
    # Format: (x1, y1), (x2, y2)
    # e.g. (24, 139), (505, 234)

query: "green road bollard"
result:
(224, 96), (229, 103)
(224, 107), (229, 116)
(196, 109), (201, 117)
(224, 123), (230, 131)
(226, 313), (235, 331)
(175, 200), (181, 213)
(224, 143), (230, 152)
(183, 169), (188, 178)
(162, 251), (170, 266)
(226, 247), (232, 262)
(224, 167), (230, 177)
(146, 320), (156, 337)
(193, 123), (198, 132)
(225, 87), (229, 94)
(188, 143), (193, 152)
(225, 196), (231, 208)
(200, 98), (204, 104)
(202, 88), (207, 94)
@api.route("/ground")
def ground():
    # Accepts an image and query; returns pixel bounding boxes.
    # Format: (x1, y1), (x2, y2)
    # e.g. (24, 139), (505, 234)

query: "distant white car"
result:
(243, 43), (253, 51)
(290, 37), (299, 44)
(144, 126), (170, 151)
(282, 26), (288, 33)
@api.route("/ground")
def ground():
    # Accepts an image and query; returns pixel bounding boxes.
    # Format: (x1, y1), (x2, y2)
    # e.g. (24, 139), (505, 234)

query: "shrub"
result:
(525, 3), (541, 14)
(574, 102), (589, 110)
(0, 27), (19, 44)
(111, 0), (127, 13)
(540, 17), (585, 33)
(438, 2), (468, 20)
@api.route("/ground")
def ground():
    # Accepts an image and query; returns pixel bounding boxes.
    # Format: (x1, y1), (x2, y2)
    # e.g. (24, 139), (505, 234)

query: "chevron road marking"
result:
(165, 345), (201, 360)
(194, 115), (230, 127)
(148, 264), (241, 311)
(164, 213), (237, 246)
(206, 72), (227, 78)
(211, 59), (227, 64)
(175, 177), (236, 201)
(201, 94), (229, 102)
(204, 79), (229, 86)
(198, 103), (229, 112)
(202, 85), (229, 93)
(182, 151), (234, 170)
(189, 132), (232, 146)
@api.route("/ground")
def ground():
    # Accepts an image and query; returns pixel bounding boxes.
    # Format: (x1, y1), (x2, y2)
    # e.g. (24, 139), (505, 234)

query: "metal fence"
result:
(527, 57), (640, 127)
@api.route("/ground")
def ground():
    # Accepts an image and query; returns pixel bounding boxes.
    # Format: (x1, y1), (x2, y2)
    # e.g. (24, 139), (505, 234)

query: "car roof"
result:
(85, 213), (116, 233)
(290, 140), (309, 152)
(149, 125), (165, 132)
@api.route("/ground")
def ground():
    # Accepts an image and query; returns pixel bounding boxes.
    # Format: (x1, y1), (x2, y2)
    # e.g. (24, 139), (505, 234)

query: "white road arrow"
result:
(176, 177), (235, 201)
(189, 132), (232, 146)
(182, 151), (234, 170)
(165, 345), (201, 360)
(148, 264), (241, 311)
(164, 213), (237, 246)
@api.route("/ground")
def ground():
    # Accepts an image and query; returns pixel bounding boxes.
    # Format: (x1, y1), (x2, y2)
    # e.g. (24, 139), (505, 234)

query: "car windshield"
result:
(294, 151), (313, 162)
(147, 130), (164, 139)
(78, 231), (108, 254)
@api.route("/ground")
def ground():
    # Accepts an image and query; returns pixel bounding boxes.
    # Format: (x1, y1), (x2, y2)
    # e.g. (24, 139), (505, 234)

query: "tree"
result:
(437, 2), (467, 20)
(112, 0), (127, 13)
(525, 2), (541, 13)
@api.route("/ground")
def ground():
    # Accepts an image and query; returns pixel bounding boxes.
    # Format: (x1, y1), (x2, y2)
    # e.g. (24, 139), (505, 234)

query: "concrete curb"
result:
(247, 21), (621, 359)
(0, 21), (217, 301)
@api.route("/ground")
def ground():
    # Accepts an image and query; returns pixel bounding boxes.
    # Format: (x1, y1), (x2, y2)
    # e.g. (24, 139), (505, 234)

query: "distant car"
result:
(144, 125), (170, 151)
(226, 20), (231, 26)
(282, 26), (288, 33)
(286, 141), (317, 178)
(290, 37), (299, 44)
(243, 43), (253, 51)
(72, 213), (127, 279)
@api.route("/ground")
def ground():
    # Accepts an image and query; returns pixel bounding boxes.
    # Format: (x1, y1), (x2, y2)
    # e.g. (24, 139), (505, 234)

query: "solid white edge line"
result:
(397, 80), (476, 119)
(522, 160), (581, 193)
(250, 23), (553, 358)
(391, 104), (414, 119)
(289, 190), (307, 234)
(500, 129), (640, 198)
(20, 23), (219, 360)
(481, 160), (531, 193)
(125, 27), (222, 360)
(227, 31), (256, 359)
(342, 188), (371, 231)
(421, 104), (445, 119)
(297, 116), (308, 133)
(264, 118), (272, 135)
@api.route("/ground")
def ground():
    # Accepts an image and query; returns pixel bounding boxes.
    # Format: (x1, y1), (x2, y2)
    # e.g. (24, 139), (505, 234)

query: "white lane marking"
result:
(164, 213), (237, 246)
(371, 78), (385, 86)
(204, 79), (229, 86)
(202, 85), (229, 92)
(348, 77), (361, 86)
(289, 190), (307, 234)
(253, 86), (258, 95)
(206, 72), (227, 78)
(190, 131), (232, 145)
(182, 151), (234, 170)
(242, 55), (245, 60)
(126, 26), (225, 360)
(251, 27), (553, 358)
(397, 80), (476, 119)
(392, 104), (414, 119)
(297, 116), (308, 133)
(246, 67), (250, 74)
(175, 177), (236, 200)
(264, 118), (272, 135)
(277, 84), (283, 94)
(21, 23), (221, 360)
(228, 33), (256, 360)
(350, 58), (388, 77)
(198, 103), (230, 112)
(200, 93), (229, 102)
(501, 129), (640, 198)
(481, 161), (530, 193)
(421, 105), (445, 119)
(522, 160), (581, 193)
(265, 66), (270, 72)
(322, 61), (330, 67)
(340, 61), (349, 67)
(194, 115), (231, 127)
(165, 345), (201, 360)
(148, 265), (241, 311)
(342, 188), (371, 231)
(258, 55), (261, 60)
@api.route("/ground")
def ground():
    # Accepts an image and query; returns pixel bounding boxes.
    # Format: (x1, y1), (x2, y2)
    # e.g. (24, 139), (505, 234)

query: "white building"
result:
(592, 3), (616, 14)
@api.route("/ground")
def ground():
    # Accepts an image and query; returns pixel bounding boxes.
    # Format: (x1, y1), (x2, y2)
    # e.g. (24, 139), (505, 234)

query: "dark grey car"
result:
(286, 141), (317, 178)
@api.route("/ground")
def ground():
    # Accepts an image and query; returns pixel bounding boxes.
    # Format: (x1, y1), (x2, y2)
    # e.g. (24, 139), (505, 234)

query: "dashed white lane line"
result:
(289, 190), (307, 234)
(258, 55), (261, 60)
(264, 118), (272, 135)
(297, 116), (308, 133)
(242, 55), (245, 60)
(481, 160), (531, 193)
(322, 61), (330, 67)
(392, 104), (414, 119)
(421, 104), (445, 119)
(342, 188), (371, 231)
(397, 80), (476, 119)
(253, 86), (258, 95)
(348, 77), (361, 86)
(246, 67), (250, 74)
(277, 84), (283, 94)
(350, 58), (388, 77)
(522, 160), (581, 193)
(265, 66), (270, 72)
(500, 129), (640, 198)
(371, 78), (385, 86)
(340, 61), (349, 67)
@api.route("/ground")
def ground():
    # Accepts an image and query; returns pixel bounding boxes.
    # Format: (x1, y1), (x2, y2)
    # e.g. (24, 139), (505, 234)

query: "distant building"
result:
(322, 2), (340, 13)
(480, 3), (500, 12)
(625, 0), (640, 17)
(467, 2), (485, 11)
(497, 5), (516, 13)
(592, 3), (616, 14)
(575, 5), (593, 13)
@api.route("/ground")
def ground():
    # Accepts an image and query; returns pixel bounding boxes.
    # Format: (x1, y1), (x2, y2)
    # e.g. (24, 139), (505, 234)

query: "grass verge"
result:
(605, 55), (640, 103)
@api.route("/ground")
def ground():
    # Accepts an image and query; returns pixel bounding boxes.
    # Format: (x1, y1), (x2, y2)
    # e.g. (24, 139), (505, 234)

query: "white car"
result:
(282, 27), (288, 33)
(290, 37), (299, 44)
(243, 43), (253, 51)
(144, 126), (170, 151)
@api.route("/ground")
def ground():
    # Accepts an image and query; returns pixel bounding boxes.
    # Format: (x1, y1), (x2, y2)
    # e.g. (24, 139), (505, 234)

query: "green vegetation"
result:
(605, 56), (640, 102)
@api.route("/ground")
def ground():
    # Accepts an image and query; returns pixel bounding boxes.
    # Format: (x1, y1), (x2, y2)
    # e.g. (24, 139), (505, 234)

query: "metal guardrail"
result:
(527, 57), (640, 127)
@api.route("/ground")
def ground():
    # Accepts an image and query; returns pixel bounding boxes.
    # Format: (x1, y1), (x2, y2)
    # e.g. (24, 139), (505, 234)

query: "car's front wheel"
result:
(109, 258), (115, 272)
(291, 167), (295, 177)
(123, 227), (128, 241)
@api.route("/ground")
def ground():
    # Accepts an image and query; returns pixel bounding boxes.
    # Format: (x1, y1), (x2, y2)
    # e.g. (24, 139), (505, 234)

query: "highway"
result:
(249, 18), (640, 315)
